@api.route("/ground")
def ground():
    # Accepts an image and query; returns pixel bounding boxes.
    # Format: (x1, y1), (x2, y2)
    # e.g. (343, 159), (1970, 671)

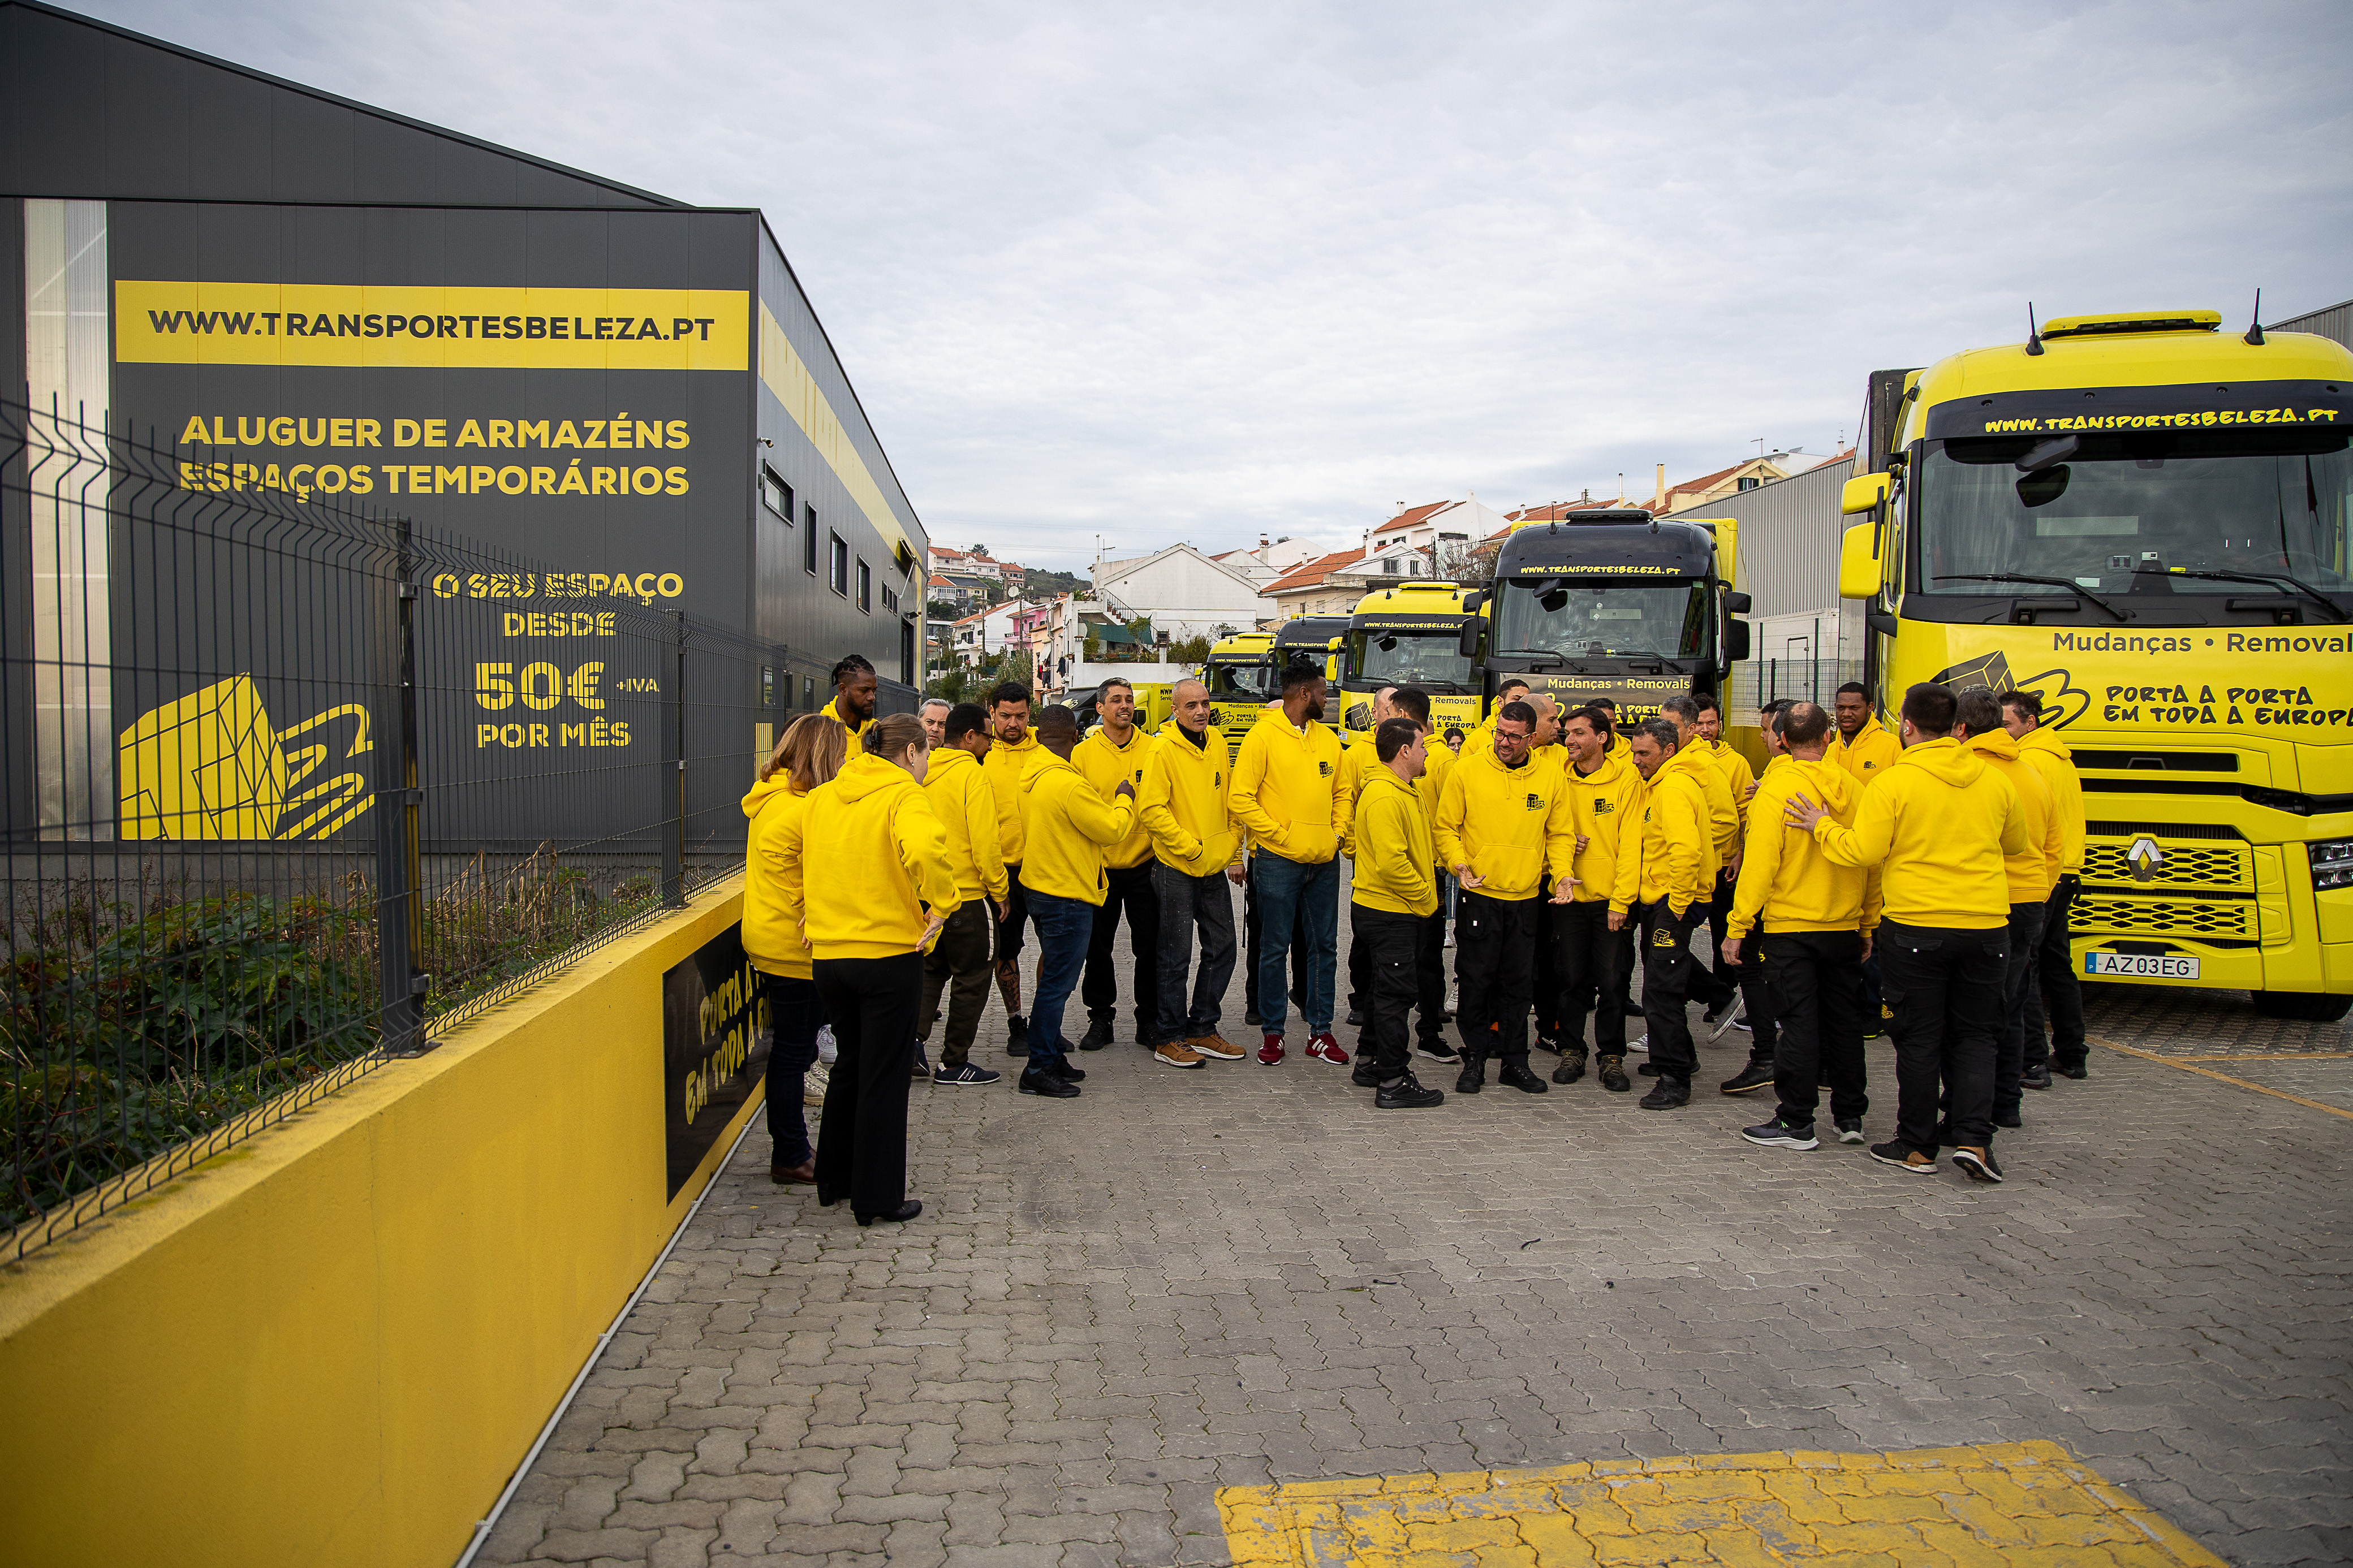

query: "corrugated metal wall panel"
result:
(1669, 459), (1850, 620)
(2268, 297), (2352, 351)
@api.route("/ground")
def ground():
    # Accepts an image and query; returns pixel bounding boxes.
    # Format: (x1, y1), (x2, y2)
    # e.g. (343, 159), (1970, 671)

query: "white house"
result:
(1091, 543), (1275, 642)
(1362, 497), (1515, 574)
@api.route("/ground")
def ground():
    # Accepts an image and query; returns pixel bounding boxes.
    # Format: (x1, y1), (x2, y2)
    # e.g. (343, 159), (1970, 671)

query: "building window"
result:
(881, 585), (899, 614)
(829, 533), (849, 595)
(857, 559), (872, 612)
(1737, 475), (1760, 491)
(804, 505), (819, 573)
(761, 465), (792, 519)
(1383, 557), (1400, 575)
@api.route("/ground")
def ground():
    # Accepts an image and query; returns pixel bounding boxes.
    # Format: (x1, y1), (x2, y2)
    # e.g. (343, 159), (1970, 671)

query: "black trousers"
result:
(1455, 890), (1539, 1066)
(1993, 900), (2046, 1120)
(1534, 878), (1564, 1042)
(996, 866), (1029, 962)
(1550, 899), (1630, 1055)
(920, 900), (995, 1066)
(1639, 899), (1706, 1081)
(1083, 859), (1161, 1033)
(812, 952), (922, 1217)
(1351, 897), (1446, 1046)
(2023, 874), (2085, 1070)
(1153, 861), (1238, 1044)
(1877, 919), (2007, 1156)
(1354, 905), (1423, 1082)
(1700, 867), (1741, 1008)
(1735, 925), (1781, 1062)
(1761, 930), (1867, 1128)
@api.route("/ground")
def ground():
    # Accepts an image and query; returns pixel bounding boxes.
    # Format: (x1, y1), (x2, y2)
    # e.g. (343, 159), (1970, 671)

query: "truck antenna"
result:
(2025, 302), (2044, 357)
(2245, 288), (2265, 347)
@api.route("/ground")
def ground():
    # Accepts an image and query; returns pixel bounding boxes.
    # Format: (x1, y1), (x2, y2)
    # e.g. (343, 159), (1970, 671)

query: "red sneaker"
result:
(1257, 1033), (1286, 1065)
(1306, 1032), (1351, 1066)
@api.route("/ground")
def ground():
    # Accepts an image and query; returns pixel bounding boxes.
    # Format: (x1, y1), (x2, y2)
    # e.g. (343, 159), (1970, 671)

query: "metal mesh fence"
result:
(1725, 656), (1868, 714)
(3, 398), (778, 1256)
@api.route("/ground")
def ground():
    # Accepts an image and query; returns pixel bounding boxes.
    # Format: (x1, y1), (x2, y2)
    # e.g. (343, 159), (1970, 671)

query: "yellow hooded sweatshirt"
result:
(982, 726), (1045, 863)
(921, 745), (1008, 904)
(1701, 739), (1756, 832)
(1728, 754), (1878, 940)
(1966, 729), (2061, 904)
(1434, 742), (1577, 901)
(1635, 744), (1718, 915)
(1230, 709), (1346, 865)
(1808, 737), (2028, 929)
(1563, 747), (1643, 914)
(1018, 750), (1138, 904)
(1689, 737), (1741, 862)
(2016, 725), (2086, 874)
(1834, 714), (1903, 789)
(817, 697), (869, 744)
(779, 753), (960, 960)
(1139, 719), (1240, 877)
(1351, 766), (1437, 917)
(1074, 723), (1157, 870)
(743, 774), (815, 978)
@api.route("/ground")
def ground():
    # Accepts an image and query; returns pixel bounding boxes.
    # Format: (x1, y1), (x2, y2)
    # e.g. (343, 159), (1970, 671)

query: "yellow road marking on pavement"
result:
(2166, 1051), (2352, 1062)
(1218, 1441), (2226, 1566)
(2092, 1032), (2353, 1124)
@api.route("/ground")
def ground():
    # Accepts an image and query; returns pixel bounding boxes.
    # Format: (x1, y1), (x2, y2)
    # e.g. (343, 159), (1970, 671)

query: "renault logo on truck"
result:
(2126, 836), (2166, 883)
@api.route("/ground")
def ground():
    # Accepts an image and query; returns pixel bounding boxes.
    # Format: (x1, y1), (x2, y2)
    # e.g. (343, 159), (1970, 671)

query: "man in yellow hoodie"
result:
(1624, 718), (1720, 1109)
(1662, 694), (1746, 1034)
(1551, 705), (1641, 1093)
(1231, 662), (1350, 1066)
(916, 703), (1008, 1087)
(1339, 685), (1400, 1034)
(1074, 678), (1161, 1054)
(1014, 705), (1137, 1099)
(819, 654), (877, 743)
(1832, 682), (1903, 787)
(1723, 702), (1876, 1152)
(1349, 718), (1449, 1110)
(1387, 687), (1459, 1065)
(2003, 689), (2089, 1086)
(1956, 690), (2062, 1134)
(982, 680), (1048, 1055)
(1787, 683), (2028, 1183)
(1436, 699), (1578, 1096)
(1139, 679), (1248, 1068)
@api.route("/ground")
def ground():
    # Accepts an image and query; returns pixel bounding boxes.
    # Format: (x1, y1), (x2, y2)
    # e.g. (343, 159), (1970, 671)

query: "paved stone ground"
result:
(477, 884), (2353, 1568)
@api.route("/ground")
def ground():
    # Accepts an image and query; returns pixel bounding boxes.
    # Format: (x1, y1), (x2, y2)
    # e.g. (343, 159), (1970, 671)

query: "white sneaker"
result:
(802, 1060), (830, 1105)
(815, 1025), (838, 1065)
(1626, 1036), (1648, 1053)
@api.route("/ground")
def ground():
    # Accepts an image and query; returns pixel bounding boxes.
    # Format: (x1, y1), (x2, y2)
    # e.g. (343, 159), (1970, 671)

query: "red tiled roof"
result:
(1267, 549), (1368, 594)
(1373, 501), (1451, 535)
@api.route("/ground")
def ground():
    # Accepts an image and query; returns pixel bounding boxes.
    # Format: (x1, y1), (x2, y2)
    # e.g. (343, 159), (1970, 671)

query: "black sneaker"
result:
(1621, 997), (1645, 1018)
(1718, 1060), (1775, 1095)
(935, 1062), (1001, 1086)
(1732, 1014), (1752, 1033)
(1637, 1076), (1690, 1110)
(1868, 1141), (1937, 1173)
(1018, 1066), (1080, 1098)
(1742, 1117), (1818, 1151)
(911, 1046), (932, 1078)
(1534, 1033), (1562, 1056)
(1415, 1038), (1461, 1065)
(2022, 1064), (2053, 1091)
(1346, 1006), (1364, 1027)
(2054, 1060), (2089, 1080)
(1706, 1004), (1740, 1041)
(1455, 1060), (1484, 1095)
(1638, 1061), (1660, 1077)
(1951, 1146), (2005, 1184)
(1498, 1062), (1549, 1094)
(1006, 1014), (1029, 1056)
(1834, 1118), (1864, 1144)
(1351, 1061), (1382, 1088)
(1993, 1109), (2022, 1129)
(1049, 1055), (1087, 1082)
(1376, 1072), (1445, 1109)
(1078, 1018), (1114, 1052)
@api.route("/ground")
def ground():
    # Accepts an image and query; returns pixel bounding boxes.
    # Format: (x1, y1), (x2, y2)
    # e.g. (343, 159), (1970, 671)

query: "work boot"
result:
(1638, 1075), (1691, 1110)
(2022, 1063), (2053, 1091)
(1078, 1017), (1114, 1052)
(1455, 1057), (1485, 1095)
(1498, 1062), (1549, 1094)
(1597, 1055), (1630, 1093)
(1552, 1043), (1588, 1085)
(1006, 1014), (1029, 1057)
(1375, 1072), (1446, 1109)
(1718, 1058), (1775, 1095)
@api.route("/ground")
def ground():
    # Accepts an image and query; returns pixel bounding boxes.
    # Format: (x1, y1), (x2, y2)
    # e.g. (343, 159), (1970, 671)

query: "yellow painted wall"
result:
(0, 880), (758, 1567)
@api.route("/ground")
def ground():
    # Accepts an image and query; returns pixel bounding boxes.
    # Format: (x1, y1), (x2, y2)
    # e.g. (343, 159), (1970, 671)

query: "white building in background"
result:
(1091, 543), (1275, 642)
(1361, 497), (1515, 577)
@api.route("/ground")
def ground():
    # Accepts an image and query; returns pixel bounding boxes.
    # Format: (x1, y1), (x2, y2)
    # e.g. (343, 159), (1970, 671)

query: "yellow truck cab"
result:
(1201, 631), (1276, 752)
(1339, 581), (1485, 740)
(1839, 307), (2353, 1019)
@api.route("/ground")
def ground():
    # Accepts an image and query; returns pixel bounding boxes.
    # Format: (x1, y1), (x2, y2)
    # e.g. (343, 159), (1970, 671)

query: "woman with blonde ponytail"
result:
(742, 715), (847, 1185)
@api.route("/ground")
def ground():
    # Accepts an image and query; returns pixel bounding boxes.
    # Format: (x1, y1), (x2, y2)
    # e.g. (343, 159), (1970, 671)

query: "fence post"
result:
(662, 608), (687, 907)
(374, 516), (426, 1055)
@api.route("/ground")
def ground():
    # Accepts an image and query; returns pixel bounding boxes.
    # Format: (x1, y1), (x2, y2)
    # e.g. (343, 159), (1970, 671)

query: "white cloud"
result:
(87, 0), (2353, 567)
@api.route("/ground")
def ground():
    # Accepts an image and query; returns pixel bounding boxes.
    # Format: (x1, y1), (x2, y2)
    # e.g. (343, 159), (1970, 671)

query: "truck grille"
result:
(2071, 893), (2255, 940)
(2080, 840), (2253, 893)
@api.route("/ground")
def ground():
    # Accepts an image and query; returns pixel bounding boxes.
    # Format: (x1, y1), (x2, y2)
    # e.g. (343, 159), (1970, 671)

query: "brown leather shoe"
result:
(770, 1159), (816, 1185)
(1188, 1033), (1246, 1061)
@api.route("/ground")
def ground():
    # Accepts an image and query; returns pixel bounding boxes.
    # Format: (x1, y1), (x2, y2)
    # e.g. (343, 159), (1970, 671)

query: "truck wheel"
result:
(2251, 990), (2353, 1022)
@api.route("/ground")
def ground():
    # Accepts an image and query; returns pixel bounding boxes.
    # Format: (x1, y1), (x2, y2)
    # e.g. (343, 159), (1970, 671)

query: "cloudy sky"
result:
(88, 0), (2353, 569)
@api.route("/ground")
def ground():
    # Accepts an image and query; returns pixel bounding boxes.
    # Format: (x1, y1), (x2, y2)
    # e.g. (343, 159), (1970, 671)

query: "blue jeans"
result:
(1025, 889), (1095, 1069)
(759, 973), (825, 1169)
(1252, 852), (1339, 1034)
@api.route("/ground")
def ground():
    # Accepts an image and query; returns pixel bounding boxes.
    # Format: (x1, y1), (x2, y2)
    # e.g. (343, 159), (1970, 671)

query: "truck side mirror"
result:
(1725, 620), (1751, 663)
(1458, 619), (1482, 659)
(1459, 590), (1483, 614)
(1842, 473), (1891, 516)
(1838, 522), (1882, 599)
(1723, 590), (1752, 615)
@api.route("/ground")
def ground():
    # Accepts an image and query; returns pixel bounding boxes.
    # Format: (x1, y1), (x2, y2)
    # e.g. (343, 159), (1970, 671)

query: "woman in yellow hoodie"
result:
(778, 714), (962, 1224)
(743, 715), (847, 1185)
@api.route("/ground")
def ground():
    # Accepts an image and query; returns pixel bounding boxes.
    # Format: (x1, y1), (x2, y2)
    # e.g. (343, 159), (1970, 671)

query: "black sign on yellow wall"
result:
(662, 923), (769, 1200)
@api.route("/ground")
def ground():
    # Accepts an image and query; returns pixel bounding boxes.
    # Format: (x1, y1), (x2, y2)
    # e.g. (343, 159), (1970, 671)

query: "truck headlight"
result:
(2312, 837), (2353, 891)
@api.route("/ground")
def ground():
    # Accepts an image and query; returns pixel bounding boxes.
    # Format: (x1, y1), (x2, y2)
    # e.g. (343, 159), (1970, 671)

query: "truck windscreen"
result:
(1347, 628), (1474, 689)
(1915, 429), (2352, 610)
(1492, 579), (1711, 659)
(1206, 662), (1275, 699)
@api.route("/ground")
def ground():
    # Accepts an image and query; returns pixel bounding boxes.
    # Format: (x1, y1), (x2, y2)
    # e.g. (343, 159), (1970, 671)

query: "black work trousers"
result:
(2023, 874), (2085, 1070)
(1993, 900), (2046, 1121)
(812, 952), (923, 1218)
(1354, 905), (1423, 1083)
(1550, 899), (1630, 1055)
(1877, 919), (2007, 1156)
(1701, 867), (1741, 1008)
(1083, 859), (1160, 1035)
(1455, 890), (1539, 1066)
(920, 900), (995, 1067)
(1760, 930), (1868, 1128)
(1639, 899), (1706, 1081)
(1354, 896), (1447, 1047)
